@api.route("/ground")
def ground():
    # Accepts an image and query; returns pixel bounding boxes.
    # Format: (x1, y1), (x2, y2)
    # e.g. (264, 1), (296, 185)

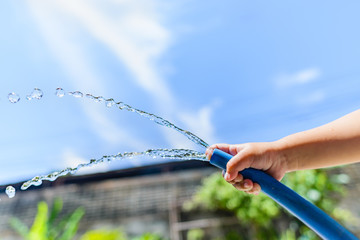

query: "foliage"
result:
(184, 169), (354, 239)
(132, 232), (164, 240)
(10, 197), (165, 240)
(187, 229), (205, 240)
(80, 229), (127, 240)
(9, 198), (85, 240)
(80, 230), (164, 240)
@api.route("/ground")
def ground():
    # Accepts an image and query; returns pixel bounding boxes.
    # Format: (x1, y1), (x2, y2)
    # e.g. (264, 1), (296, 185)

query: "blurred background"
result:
(1, 0), (360, 239)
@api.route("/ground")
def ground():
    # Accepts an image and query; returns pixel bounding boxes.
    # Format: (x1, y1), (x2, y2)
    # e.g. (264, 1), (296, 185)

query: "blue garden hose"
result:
(209, 149), (358, 240)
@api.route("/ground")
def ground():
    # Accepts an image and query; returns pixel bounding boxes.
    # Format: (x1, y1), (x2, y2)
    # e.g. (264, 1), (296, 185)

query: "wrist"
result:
(272, 138), (298, 173)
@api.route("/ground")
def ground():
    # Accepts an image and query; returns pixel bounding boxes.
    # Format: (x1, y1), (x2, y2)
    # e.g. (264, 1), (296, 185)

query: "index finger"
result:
(207, 143), (243, 157)
(206, 143), (231, 160)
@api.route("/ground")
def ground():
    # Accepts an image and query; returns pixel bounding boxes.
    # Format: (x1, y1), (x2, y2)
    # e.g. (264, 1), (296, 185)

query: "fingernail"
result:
(224, 173), (230, 181)
(244, 182), (251, 188)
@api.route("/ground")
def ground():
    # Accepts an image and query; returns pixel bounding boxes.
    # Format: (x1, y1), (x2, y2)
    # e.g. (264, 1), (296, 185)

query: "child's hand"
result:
(205, 110), (360, 194)
(206, 142), (288, 195)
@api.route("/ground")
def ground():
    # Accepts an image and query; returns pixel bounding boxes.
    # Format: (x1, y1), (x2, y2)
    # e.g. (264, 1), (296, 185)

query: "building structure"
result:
(0, 160), (359, 239)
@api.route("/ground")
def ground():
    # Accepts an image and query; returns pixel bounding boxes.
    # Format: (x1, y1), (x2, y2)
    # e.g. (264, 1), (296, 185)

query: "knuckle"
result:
(243, 143), (257, 155)
(209, 144), (217, 149)
(235, 175), (243, 182)
(233, 183), (244, 191)
(226, 161), (236, 171)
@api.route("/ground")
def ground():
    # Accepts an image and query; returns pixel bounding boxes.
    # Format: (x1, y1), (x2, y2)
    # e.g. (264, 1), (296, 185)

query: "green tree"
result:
(184, 169), (355, 239)
(9, 198), (84, 240)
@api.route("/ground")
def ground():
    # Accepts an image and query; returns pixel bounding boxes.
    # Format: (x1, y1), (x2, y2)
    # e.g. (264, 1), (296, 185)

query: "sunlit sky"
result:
(1, 0), (360, 185)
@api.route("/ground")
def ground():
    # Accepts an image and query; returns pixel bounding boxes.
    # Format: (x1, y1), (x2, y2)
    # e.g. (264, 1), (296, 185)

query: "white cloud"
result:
(26, 0), (217, 151)
(26, 0), (149, 150)
(295, 90), (326, 105)
(51, 0), (217, 148)
(273, 68), (326, 105)
(53, 0), (174, 106)
(275, 68), (321, 89)
(178, 101), (220, 145)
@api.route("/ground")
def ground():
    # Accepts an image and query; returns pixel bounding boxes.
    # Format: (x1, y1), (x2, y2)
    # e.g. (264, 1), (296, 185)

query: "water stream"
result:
(21, 148), (207, 190)
(4, 88), (210, 195)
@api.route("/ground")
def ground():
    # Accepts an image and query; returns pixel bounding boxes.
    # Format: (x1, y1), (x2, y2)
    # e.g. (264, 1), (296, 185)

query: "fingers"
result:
(233, 180), (261, 195)
(205, 144), (227, 160)
(245, 183), (261, 195)
(208, 143), (262, 195)
(205, 143), (243, 160)
(228, 173), (243, 184)
(225, 173), (261, 195)
(207, 143), (232, 154)
(225, 152), (254, 181)
(206, 143), (254, 181)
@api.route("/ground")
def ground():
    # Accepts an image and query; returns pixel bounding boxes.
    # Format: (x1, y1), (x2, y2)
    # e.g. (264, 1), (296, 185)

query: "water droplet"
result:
(8, 92), (20, 103)
(105, 99), (115, 108)
(21, 182), (29, 190)
(116, 102), (125, 109)
(46, 172), (58, 181)
(30, 177), (43, 186)
(103, 156), (112, 162)
(69, 91), (83, 98)
(85, 94), (105, 103)
(31, 88), (43, 100)
(94, 97), (105, 103)
(55, 88), (65, 98)
(20, 149), (207, 190)
(5, 186), (15, 198)
(85, 93), (94, 99)
(33, 181), (42, 186)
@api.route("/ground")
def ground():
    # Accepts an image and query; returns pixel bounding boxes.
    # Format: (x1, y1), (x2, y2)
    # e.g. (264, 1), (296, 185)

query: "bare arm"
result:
(206, 109), (360, 194)
(280, 109), (360, 172)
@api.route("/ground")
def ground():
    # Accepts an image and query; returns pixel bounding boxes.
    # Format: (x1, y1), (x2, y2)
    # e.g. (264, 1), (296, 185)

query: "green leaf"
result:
(49, 198), (63, 227)
(80, 229), (127, 240)
(132, 232), (163, 240)
(9, 217), (29, 238)
(58, 207), (85, 240)
(28, 201), (48, 240)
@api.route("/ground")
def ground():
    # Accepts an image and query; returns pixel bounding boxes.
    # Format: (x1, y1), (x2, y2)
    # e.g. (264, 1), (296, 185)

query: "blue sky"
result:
(1, 0), (360, 185)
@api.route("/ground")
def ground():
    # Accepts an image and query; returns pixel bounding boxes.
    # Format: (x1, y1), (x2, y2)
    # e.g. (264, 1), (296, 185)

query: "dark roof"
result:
(0, 160), (213, 192)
